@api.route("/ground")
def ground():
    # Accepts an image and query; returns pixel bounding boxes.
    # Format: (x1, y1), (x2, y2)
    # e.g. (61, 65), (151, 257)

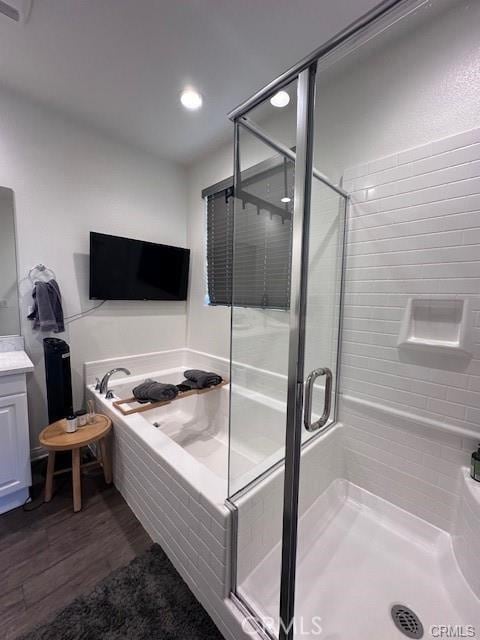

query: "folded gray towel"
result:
(178, 380), (196, 391)
(147, 383), (178, 403)
(132, 379), (155, 403)
(133, 379), (178, 404)
(183, 369), (222, 389)
(176, 383), (193, 393)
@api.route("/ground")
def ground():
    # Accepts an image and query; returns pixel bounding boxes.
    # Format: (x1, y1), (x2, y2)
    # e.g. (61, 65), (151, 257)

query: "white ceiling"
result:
(0, 0), (380, 164)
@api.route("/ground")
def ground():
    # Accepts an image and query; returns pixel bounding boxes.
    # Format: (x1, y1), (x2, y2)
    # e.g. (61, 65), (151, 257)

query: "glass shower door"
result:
(302, 177), (345, 439)
(228, 79), (299, 639)
(277, 66), (348, 640)
(227, 68), (347, 640)
(228, 77), (299, 499)
(287, 146), (347, 640)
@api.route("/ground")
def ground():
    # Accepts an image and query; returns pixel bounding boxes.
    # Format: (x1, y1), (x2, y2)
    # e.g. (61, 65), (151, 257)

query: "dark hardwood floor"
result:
(0, 458), (152, 640)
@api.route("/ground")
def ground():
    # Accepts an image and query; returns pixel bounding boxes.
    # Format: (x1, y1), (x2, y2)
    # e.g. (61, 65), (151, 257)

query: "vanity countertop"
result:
(0, 350), (34, 377)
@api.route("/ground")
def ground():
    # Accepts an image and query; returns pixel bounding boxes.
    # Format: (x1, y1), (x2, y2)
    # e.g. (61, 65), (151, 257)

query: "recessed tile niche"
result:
(398, 298), (471, 356)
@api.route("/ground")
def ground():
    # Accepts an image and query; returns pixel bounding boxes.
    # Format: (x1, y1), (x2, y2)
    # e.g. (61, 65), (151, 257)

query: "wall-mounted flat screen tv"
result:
(89, 232), (190, 301)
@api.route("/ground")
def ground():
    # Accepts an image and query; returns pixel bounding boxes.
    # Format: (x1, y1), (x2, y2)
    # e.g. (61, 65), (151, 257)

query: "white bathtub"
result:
(89, 366), (288, 502)
(89, 367), (227, 503)
(86, 359), (255, 640)
(107, 369), (232, 487)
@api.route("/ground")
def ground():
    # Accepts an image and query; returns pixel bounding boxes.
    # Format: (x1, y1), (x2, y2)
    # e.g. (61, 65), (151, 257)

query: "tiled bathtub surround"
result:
(86, 359), (252, 640)
(84, 347), (230, 387)
(86, 348), (290, 493)
(112, 422), (233, 607)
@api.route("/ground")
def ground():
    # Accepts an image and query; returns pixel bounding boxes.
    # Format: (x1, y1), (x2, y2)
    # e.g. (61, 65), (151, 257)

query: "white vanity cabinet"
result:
(0, 351), (34, 514)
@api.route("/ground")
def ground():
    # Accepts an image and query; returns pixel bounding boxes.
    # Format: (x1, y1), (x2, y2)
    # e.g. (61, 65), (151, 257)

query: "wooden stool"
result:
(39, 415), (113, 512)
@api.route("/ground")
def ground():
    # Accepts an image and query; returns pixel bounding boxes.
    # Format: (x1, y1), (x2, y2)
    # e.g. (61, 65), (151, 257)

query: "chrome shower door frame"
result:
(228, 2), (421, 638)
(230, 66), (348, 640)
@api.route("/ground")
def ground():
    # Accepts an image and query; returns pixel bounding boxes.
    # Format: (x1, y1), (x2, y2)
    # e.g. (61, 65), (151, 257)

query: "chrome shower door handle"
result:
(304, 367), (333, 432)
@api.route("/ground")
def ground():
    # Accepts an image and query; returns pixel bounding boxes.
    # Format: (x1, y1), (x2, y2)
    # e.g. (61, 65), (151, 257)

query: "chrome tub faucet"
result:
(98, 367), (131, 398)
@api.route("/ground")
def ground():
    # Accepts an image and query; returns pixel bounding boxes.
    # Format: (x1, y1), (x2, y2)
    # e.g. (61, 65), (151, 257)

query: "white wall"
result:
(186, 145), (232, 361)
(0, 88), (188, 452)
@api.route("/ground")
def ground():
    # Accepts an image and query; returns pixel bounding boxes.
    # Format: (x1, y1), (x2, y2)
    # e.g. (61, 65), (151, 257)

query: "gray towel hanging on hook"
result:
(27, 279), (65, 333)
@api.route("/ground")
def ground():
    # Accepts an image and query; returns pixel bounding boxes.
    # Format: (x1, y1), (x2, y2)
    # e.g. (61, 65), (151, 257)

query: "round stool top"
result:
(39, 415), (112, 451)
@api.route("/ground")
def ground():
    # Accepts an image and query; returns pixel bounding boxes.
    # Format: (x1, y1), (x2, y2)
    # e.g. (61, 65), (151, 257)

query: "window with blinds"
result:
(206, 187), (234, 306)
(205, 155), (294, 310)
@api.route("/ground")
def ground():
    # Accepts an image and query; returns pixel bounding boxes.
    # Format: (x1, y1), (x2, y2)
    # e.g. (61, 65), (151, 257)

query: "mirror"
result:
(0, 188), (20, 336)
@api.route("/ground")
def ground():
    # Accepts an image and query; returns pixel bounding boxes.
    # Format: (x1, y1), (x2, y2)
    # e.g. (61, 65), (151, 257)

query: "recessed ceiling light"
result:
(180, 88), (203, 111)
(270, 91), (290, 108)
(281, 196), (291, 203)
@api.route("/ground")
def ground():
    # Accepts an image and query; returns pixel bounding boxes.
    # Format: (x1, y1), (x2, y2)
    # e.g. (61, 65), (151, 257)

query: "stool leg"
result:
(44, 451), (55, 502)
(99, 437), (112, 484)
(72, 448), (82, 512)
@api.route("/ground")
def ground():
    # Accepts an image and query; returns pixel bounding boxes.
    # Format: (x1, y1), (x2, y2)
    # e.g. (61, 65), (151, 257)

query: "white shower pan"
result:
(240, 480), (480, 639)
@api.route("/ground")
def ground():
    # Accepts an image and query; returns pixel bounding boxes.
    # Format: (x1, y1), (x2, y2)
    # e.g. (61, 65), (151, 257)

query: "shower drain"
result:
(391, 604), (424, 638)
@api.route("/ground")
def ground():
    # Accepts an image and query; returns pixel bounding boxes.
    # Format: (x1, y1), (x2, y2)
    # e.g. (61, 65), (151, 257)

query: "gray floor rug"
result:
(19, 544), (224, 640)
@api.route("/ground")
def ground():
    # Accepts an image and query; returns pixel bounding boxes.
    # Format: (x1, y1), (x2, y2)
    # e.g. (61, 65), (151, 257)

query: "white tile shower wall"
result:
(339, 127), (480, 530)
(341, 398), (479, 532)
(342, 128), (480, 429)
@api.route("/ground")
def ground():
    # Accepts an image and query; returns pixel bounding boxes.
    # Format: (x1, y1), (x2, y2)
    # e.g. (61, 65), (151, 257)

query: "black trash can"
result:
(43, 337), (73, 423)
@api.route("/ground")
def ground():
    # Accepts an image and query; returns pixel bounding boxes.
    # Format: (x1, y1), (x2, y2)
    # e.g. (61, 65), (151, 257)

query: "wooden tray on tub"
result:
(112, 380), (229, 416)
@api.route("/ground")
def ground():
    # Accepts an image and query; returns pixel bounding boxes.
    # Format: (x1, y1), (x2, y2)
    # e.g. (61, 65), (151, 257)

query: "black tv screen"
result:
(89, 232), (190, 301)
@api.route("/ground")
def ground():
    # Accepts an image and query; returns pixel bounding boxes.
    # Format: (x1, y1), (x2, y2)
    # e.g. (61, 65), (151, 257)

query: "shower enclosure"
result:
(225, 0), (480, 638)
(227, 66), (347, 638)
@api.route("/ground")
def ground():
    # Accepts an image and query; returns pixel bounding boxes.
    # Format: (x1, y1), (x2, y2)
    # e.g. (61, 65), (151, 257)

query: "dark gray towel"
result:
(178, 380), (196, 391)
(27, 279), (65, 333)
(132, 379), (155, 403)
(183, 369), (222, 389)
(176, 383), (193, 393)
(133, 379), (178, 404)
(147, 383), (178, 403)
